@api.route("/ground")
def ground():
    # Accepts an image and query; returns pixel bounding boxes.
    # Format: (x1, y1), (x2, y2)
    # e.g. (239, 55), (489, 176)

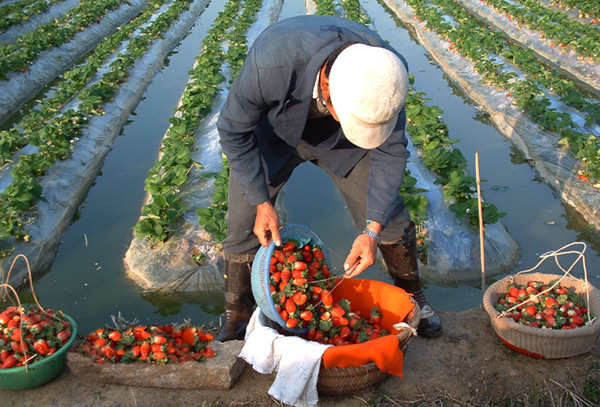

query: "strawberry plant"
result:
(76, 324), (215, 364)
(494, 280), (594, 330)
(0, 0), (64, 33)
(136, 0), (263, 244)
(403, 0), (600, 184)
(0, 0), (194, 257)
(0, 304), (73, 369)
(0, 0), (129, 79)
(550, 0), (600, 20)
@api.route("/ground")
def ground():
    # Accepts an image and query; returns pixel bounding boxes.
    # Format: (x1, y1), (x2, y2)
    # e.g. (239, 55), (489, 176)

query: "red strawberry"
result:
(300, 310), (313, 321)
(33, 339), (49, 356)
(321, 290), (333, 307)
(153, 335), (167, 345)
(523, 304), (537, 317)
(282, 241), (295, 252)
(285, 298), (297, 314)
(369, 307), (381, 324)
(102, 346), (116, 360)
(1, 354), (17, 369)
(312, 248), (324, 261)
(292, 292), (307, 306)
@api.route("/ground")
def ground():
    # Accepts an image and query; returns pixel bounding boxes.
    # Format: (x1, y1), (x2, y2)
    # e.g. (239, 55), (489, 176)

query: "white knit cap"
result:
(329, 44), (408, 149)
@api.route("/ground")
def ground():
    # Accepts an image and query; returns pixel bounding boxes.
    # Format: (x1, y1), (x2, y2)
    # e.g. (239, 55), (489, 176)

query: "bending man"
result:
(216, 15), (442, 341)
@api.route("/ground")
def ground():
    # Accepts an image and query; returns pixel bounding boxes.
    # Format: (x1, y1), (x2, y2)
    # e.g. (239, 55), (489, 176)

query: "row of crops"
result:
(0, 0), (598, 288)
(386, 0), (600, 226)
(0, 0), (210, 284)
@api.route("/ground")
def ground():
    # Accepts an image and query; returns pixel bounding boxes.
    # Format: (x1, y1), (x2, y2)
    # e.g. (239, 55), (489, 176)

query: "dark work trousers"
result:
(222, 143), (412, 257)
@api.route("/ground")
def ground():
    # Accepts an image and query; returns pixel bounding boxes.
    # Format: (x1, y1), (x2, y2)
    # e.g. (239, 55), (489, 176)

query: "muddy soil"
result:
(2, 307), (599, 407)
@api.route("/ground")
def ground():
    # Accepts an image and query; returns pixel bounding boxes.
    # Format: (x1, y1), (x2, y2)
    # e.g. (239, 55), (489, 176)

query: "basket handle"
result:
(394, 296), (421, 351)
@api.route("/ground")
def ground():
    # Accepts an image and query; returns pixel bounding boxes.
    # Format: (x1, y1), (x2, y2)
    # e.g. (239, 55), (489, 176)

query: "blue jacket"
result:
(217, 15), (410, 227)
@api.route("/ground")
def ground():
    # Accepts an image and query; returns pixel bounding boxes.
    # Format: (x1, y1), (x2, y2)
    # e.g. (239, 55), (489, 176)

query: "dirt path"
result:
(2, 308), (599, 406)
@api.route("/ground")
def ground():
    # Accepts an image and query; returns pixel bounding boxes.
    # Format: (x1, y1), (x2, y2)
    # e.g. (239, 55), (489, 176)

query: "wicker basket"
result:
(483, 272), (600, 359)
(317, 296), (420, 395)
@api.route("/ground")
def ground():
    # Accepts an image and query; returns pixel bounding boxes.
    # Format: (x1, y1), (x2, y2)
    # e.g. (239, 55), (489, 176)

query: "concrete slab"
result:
(67, 340), (246, 390)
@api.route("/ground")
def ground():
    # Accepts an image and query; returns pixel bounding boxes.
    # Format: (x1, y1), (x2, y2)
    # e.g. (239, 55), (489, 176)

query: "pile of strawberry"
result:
(269, 239), (389, 346)
(76, 325), (215, 364)
(0, 305), (73, 369)
(494, 280), (593, 329)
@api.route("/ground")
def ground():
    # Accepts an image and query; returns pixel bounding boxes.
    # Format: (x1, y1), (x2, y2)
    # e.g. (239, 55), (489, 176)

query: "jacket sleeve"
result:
(366, 108), (410, 227)
(217, 47), (271, 206)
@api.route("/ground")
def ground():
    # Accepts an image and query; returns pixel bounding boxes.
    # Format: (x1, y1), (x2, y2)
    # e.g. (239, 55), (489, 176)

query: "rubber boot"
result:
(215, 255), (256, 342)
(379, 223), (442, 338)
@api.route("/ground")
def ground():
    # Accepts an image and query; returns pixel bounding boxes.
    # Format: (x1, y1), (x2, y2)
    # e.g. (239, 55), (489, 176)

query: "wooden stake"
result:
(475, 151), (486, 299)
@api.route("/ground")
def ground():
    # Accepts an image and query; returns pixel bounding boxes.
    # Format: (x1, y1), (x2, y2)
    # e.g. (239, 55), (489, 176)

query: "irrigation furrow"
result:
(382, 0), (600, 230)
(0, 0), (68, 35)
(0, 0), (173, 168)
(332, 0), (519, 280)
(0, 0), (172, 166)
(125, 0), (281, 293)
(455, 0), (600, 96)
(0, 0), (148, 124)
(0, 0), (209, 287)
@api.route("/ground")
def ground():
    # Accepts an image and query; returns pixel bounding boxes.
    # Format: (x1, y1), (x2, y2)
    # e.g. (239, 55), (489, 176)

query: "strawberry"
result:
(200, 347), (216, 358)
(300, 310), (313, 321)
(545, 297), (558, 308)
(95, 338), (107, 348)
(331, 304), (346, 319)
(33, 339), (50, 356)
(1, 354), (17, 369)
(313, 249), (324, 260)
(369, 307), (381, 325)
(102, 346), (116, 360)
(294, 261), (307, 271)
(140, 341), (150, 358)
(108, 331), (121, 342)
(274, 250), (286, 264)
(293, 277), (307, 286)
(153, 335), (167, 345)
(285, 298), (297, 314)
(282, 241), (295, 252)
(523, 304), (537, 317)
(340, 326), (351, 339)
(321, 290), (333, 307)
(181, 328), (197, 346)
(292, 292), (307, 306)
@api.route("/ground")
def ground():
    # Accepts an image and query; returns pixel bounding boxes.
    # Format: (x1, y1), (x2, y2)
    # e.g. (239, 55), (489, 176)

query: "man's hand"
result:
(254, 201), (282, 247)
(343, 222), (383, 278)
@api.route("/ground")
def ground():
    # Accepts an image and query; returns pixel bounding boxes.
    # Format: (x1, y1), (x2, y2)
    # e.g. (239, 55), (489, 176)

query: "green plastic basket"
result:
(0, 314), (77, 390)
(251, 224), (332, 334)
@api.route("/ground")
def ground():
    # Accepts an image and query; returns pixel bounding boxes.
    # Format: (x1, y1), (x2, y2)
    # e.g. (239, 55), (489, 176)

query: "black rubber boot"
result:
(379, 223), (442, 338)
(215, 254), (256, 342)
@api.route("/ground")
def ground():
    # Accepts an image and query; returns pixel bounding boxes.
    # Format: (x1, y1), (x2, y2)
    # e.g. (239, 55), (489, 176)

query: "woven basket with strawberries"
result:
(251, 224), (420, 394)
(483, 243), (600, 359)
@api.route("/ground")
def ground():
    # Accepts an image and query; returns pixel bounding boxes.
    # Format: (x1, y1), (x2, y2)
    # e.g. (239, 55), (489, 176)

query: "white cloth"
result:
(239, 308), (332, 407)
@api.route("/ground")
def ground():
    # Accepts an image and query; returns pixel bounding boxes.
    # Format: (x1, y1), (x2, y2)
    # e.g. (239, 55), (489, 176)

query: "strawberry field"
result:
(0, 0), (599, 336)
